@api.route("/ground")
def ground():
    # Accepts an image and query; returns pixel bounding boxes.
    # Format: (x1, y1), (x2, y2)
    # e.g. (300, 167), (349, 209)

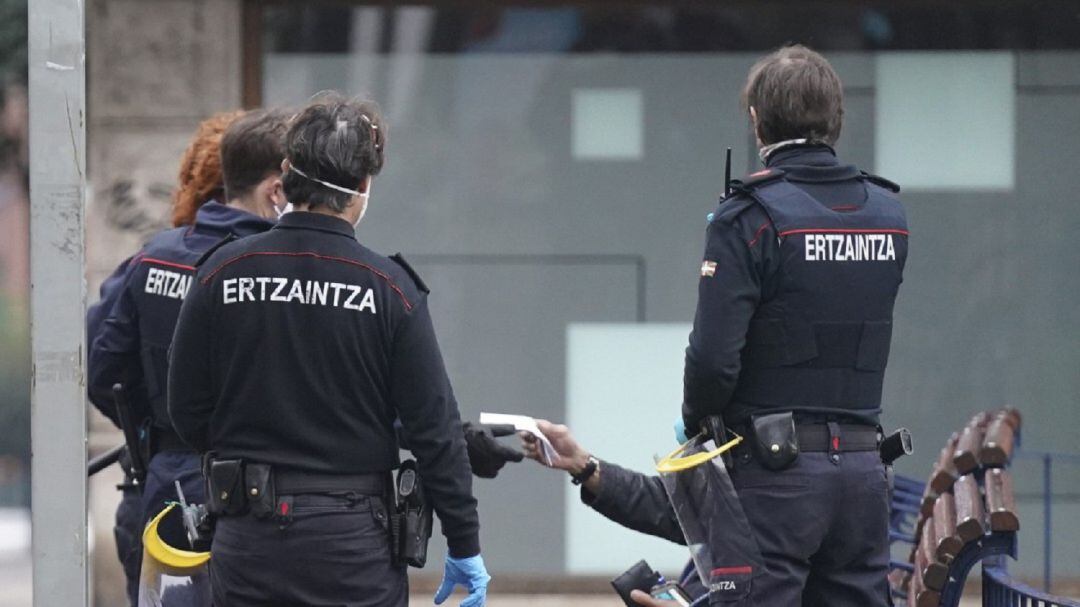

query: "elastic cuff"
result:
(580, 485), (599, 506)
(581, 459), (620, 510)
(446, 534), (480, 559)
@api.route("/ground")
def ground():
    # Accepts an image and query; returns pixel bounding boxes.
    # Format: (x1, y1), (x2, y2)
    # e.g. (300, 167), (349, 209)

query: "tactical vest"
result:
(730, 170), (908, 416)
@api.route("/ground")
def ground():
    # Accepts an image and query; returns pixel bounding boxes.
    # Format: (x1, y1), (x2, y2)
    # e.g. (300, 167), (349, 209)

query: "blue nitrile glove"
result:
(674, 417), (690, 444)
(434, 554), (490, 607)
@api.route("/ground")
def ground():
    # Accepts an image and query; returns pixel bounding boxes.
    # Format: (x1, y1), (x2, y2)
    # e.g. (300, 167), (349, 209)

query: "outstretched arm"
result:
(522, 420), (685, 545)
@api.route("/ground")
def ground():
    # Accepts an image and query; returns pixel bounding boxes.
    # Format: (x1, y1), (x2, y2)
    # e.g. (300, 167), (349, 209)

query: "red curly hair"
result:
(171, 110), (246, 227)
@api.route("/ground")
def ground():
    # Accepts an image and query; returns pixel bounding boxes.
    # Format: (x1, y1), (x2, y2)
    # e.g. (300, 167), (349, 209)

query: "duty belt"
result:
(795, 423), (879, 452)
(274, 469), (386, 496)
(732, 422), (880, 453)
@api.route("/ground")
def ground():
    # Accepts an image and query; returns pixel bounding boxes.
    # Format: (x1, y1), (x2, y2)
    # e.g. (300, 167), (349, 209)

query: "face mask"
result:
(353, 190), (370, 228)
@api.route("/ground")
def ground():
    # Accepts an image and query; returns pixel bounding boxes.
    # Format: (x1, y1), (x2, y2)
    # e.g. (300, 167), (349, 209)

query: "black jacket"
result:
(167, 211), (480, 557)
(88, 202), (273, 428)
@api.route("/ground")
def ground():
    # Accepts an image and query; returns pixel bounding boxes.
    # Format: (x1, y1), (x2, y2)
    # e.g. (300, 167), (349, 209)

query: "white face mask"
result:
(353, 190), (370, 228)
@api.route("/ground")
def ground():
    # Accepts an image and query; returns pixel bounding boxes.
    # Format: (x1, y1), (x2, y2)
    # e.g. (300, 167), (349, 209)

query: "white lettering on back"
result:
(803, 233), (901, 262)
(220, 276), (379, 314)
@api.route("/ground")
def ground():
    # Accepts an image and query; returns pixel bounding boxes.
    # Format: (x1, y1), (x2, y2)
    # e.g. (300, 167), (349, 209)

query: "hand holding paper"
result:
(479, 413), (561, 466)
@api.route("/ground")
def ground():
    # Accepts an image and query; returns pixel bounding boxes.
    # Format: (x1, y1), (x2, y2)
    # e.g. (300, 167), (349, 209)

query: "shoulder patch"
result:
(860, 171), (900, 193)
(389, 253), (430, 294)
(193, 234), (237, 268)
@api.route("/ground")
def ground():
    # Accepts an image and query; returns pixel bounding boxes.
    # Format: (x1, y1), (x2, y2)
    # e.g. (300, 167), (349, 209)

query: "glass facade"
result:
(259, 3), (1080, 578)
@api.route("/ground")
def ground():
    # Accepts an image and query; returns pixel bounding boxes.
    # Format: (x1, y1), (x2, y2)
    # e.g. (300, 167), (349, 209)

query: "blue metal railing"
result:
(1014, 449), (1080, 593)
(984, 564), (1080, 607)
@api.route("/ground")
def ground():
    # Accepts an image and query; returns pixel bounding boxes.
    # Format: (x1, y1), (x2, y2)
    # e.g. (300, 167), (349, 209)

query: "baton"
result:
(87, 443), (124, 477)
(113, 383), (148, 485)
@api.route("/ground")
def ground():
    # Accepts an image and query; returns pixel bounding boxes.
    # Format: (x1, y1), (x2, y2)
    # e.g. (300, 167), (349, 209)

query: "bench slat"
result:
(910, 545), (926, 607)
(999, 406), (1022, 431)
(953, 412), (991, 475)
(930, 433), (960, 493)
(980, 414), (1016, 467)
(933, 492), (962, 561)
(920, 519), (949, 591)
(954, 474), (985, 542)
(985, 468), (1020, 532)
(916, 588), (942, 607)
(920, 482), (938, 519)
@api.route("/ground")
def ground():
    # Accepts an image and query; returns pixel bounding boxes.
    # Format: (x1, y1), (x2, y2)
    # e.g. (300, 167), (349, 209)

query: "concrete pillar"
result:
(85, 1), (242, 603)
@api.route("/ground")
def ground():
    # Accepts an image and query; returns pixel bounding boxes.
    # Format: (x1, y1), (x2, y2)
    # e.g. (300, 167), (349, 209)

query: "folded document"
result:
(479, 412), (561, 466)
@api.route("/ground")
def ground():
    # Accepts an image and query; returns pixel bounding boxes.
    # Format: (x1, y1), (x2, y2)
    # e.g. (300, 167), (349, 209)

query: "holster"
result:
(204, 456), (247, 517)
(750, 412), (799, 471)
(244, 463), (276, 519)
(391, 459), (432, 568)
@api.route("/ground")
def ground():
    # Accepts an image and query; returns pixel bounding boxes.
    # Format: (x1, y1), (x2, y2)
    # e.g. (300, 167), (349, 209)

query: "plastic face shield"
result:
(138, 503), (212, 607)
(657, 434), (764, 604)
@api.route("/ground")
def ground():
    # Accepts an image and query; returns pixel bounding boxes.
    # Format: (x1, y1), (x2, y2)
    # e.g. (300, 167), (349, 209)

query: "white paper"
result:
(479, 412), (561, 465)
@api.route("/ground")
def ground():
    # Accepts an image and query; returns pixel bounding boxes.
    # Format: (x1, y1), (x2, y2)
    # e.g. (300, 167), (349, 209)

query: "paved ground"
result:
(0, 560), (988, 607)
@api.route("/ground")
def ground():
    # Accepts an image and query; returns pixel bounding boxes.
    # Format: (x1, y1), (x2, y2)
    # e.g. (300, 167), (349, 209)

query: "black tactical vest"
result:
(730, 170), (908, 417)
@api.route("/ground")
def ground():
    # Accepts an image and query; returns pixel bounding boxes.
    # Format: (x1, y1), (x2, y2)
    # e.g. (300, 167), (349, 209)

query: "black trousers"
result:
(210, 493), (407, 607)
(729, 450), (891, 606)
(114, 483), (143, 607)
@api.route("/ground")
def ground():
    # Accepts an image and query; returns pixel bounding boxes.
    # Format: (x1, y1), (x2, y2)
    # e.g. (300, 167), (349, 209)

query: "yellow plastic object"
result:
(142, 503), (210, 571)
(655, 432), (743, 473)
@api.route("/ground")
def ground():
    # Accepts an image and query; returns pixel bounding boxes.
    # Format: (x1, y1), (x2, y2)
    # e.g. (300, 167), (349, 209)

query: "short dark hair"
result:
(742, 44), (844, 146)
(221, 108), (289, 200)
(282, 93), (386, 213)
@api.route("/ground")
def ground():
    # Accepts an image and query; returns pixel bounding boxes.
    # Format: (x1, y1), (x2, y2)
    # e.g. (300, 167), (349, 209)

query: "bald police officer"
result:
(168, 94), (489, 606)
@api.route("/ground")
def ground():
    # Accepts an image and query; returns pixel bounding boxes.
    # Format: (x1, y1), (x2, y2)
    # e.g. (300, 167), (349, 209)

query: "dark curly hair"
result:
(282, 93), (385, 213)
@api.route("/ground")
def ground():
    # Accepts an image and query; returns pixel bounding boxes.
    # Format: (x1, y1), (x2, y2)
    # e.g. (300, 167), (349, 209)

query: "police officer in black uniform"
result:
(88, 108), (288, 605)
(524, 45), (907, 607)
(685, 44), (906, 606)
(168, 94), (490, 607)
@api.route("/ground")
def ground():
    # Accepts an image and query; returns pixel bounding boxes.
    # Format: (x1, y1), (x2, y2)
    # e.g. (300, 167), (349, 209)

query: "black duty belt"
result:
(274, 469), (386, 496)
(796, 423), (879, 452)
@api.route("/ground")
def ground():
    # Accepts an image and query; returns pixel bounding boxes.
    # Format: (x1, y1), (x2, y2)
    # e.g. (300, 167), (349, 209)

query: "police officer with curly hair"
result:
(168, 94), (490, 607)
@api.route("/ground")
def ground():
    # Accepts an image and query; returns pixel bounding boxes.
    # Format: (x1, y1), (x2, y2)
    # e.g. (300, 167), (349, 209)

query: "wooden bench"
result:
(890, 408), (1022, 607)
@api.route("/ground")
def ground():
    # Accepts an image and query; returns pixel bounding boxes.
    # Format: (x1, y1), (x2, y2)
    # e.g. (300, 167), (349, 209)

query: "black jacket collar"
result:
(274, 211), (356, 239)
(766, 144), (860, 183)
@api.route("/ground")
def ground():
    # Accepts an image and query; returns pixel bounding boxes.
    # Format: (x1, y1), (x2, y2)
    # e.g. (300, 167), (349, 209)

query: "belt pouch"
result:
(244, 463), (275, 519)
(751, 412), (799, 471)
(207, 459), (246, 516)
